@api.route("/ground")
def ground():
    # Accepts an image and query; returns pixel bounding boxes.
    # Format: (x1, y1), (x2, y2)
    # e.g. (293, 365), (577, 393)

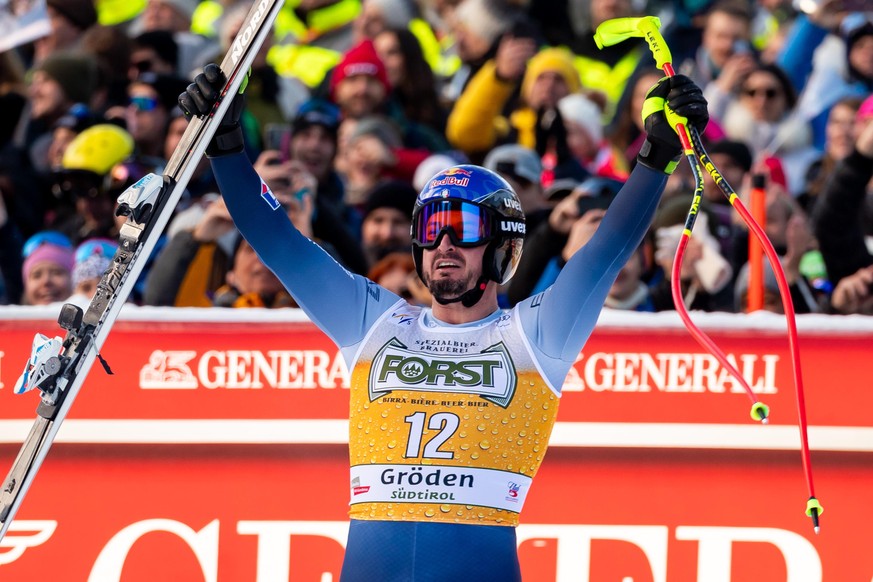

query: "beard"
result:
(427, 276), (470, 302)
(423, 250), (475, 302)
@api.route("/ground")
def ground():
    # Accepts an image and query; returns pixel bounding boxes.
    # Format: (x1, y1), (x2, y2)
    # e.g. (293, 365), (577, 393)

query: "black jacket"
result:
(811, 149), (873, 285)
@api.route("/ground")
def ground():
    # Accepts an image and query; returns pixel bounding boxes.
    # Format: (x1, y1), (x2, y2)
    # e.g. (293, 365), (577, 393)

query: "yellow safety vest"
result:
(96, 0), (146, 26)
(573, 46), (643, 118)
(191, 0), (224, 38)
(267, 0), (361, 88)
(409, 18), (460, 79)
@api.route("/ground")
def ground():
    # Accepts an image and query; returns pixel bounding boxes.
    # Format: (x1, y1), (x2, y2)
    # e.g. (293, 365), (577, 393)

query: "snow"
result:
(0, 304), (872, 334)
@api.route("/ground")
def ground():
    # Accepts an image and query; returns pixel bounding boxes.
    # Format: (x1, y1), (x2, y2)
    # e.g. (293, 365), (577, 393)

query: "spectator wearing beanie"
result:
(21, 242), (75, 305)
(557, 93), (616, 178)
(329, 39), (449, 152)
(483, 143), (554, 230)
(444, 0), (521, 105)
(130, 31), (180, 80)
(287, 99), (346, 211)
(25, 51), (100, 173)
(29, 52), (99, 123)
(447, 46), (581, 159)
(360, 179), (418, 268)
(66, 238), (117, 308)
(35, 0), (99, 62)
(330, 39), (392, 120)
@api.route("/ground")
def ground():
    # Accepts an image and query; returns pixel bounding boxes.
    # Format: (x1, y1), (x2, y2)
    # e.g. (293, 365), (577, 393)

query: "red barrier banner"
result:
(0, 444), (869, 581)
(0, 307), (870, 580)
(1, 308), (870, 431)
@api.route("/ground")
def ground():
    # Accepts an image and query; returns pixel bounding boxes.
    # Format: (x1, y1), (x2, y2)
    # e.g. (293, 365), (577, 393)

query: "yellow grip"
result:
(594, 17), (672, 70)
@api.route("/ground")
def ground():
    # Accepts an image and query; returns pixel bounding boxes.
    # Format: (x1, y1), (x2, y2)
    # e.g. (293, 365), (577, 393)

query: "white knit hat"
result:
(453, 0), (513, 45)
(557, 93), (604, 144)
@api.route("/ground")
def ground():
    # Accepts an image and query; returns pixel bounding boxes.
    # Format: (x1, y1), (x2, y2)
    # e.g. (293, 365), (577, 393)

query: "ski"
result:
(0, 0), (285, 541)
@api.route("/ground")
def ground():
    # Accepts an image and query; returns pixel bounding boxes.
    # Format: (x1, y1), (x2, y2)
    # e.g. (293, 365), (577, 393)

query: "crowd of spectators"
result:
(0, 0), (871, 316)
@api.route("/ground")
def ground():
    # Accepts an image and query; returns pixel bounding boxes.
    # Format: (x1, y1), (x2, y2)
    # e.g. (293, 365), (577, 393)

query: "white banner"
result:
(0, 0), (49, 53)
(349, 464), (532, 513)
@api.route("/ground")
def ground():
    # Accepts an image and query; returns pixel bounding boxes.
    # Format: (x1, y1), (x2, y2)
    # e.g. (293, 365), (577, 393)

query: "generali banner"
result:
(0, 307), (870, 581)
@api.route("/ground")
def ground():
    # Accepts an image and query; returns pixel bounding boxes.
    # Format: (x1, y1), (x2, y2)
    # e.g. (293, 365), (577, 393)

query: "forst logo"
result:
(378, 355), (500, 387)
(369, 339), (517, 407)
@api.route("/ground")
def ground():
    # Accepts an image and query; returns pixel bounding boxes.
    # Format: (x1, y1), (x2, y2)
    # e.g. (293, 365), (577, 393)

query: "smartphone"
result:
(263, 123), (292, 161)
(574, 177), (623, 215)
(732, 39), (752, 56)
(577, 192), (616, 216)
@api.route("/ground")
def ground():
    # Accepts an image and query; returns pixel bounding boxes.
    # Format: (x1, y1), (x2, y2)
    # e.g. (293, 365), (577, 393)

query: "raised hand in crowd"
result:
(713, 46), (757, 97)
(191, 195), (234, 244)
(494, 34), (537, 82)
(830, 265), (873, 315)
(781, 211), (817, 286)
(561, 208), (606, 263)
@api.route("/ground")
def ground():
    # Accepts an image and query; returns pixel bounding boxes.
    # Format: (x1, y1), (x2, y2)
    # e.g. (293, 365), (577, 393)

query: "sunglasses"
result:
(743, 87), (780, 100)
(413, 200), (493, 249)
(75, 239), (118, 263)
(22, 231), (73, 258)
(132, 60), (153, 73)
(130, 95), (159, 112)
(52, 171), (104, 199)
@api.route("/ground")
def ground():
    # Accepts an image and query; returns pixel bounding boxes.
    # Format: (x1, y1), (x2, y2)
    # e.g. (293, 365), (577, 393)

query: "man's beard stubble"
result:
(423, 250), (473, 302)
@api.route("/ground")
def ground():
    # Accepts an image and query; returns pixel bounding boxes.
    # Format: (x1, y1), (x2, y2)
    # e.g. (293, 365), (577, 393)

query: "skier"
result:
(179, 64), (709, 581)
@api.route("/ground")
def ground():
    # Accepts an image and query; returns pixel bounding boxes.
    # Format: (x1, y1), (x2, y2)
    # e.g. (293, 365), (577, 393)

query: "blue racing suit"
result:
(210, 152), (668, 581)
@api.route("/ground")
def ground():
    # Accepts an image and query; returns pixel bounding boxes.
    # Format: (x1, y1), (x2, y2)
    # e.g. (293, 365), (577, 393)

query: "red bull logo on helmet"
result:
(430, 167), (472, 188)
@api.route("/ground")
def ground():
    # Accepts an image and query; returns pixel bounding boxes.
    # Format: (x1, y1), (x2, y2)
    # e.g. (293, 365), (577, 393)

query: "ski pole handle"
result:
(594, 16), (672, 69)
(595, 17), (693, 152)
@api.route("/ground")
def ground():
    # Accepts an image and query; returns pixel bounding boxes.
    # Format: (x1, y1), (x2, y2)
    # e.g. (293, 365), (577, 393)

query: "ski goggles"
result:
(130, 95), (159, 112)
(413, 200), (493, 248)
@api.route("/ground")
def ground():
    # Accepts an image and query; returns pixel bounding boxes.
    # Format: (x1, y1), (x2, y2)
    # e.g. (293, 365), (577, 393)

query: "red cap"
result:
(329, 39), (391, 100)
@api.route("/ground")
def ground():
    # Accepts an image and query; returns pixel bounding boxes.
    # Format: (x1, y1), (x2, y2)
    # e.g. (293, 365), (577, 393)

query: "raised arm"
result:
(517, 75), (710, 384)
(179, 65), (402, 349)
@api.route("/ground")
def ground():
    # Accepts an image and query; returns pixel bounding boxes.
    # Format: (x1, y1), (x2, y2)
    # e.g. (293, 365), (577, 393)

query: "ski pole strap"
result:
(206, 123), (245, 157)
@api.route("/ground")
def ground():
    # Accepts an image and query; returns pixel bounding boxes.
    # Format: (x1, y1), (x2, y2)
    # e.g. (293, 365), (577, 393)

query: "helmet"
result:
(62, 124), (134, 176)
(411, 165), (525, 287)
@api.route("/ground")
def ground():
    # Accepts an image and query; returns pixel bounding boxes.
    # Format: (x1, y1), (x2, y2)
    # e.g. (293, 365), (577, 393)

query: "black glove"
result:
(178, 63), (247, 157)
(637, 74), (709, 174)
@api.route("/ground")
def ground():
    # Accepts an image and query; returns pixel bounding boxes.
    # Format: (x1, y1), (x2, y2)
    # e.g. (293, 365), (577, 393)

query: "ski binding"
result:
(13, 334), (64, 400)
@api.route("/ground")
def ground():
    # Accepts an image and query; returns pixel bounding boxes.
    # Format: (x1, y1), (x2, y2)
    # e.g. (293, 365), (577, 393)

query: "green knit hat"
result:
(36, 52), (99, 105)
